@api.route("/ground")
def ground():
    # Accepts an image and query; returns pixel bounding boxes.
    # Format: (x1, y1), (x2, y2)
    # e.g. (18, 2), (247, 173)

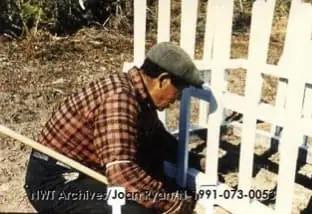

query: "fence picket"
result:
(133, 0), (147, 65)
(203, 0), (217, 61)
(204, 1), (234, 213)
(302, 84), (312, 119)
(157, 0), (171, 43)
(180, 0), (199, 58)
(199, 0), (231, 126)
(272, 0), (303, 141)
(275, 3), (312, 214)
(302, 84), (312, 149)
(238, 0), (275, 210)
(272, 78), (287, 138)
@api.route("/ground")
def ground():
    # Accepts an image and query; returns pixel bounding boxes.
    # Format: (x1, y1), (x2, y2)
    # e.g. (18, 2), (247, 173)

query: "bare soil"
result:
(0, 27), (134, 212)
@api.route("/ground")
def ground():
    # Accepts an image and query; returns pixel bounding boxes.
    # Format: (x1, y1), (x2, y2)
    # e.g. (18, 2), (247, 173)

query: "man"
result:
(24, 42), (205, 214)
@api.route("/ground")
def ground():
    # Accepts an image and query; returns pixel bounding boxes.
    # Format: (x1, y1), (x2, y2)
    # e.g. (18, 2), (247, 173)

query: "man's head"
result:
(139, 42), (203, 110)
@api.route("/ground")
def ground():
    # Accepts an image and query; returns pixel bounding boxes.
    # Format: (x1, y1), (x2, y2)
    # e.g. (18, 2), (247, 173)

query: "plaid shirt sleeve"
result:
(93, 90), (181, 213)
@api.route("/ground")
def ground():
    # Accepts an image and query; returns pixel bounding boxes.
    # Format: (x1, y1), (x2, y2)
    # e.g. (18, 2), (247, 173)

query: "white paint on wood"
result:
(133, 0), (146, 65)
(180, 0), (199, 58)
(222, 92), (312, 138)
(205, 0), (233, 180)
(204, 1), (234, 213)
(300, 118), (312, 137)
(271, 78), (287, 137)
(302, 84), (312, 118)
(275, 3), (312, 214)
(203, 0), (217, 60)
(275, 78), (288, 111)
(199, 70), (210, 126)
(157, 0), (171, 43)
(238, 0), (276, 210)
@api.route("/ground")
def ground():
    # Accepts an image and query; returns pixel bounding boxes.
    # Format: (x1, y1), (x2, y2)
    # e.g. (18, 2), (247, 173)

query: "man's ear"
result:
(157, 72), (171, 88)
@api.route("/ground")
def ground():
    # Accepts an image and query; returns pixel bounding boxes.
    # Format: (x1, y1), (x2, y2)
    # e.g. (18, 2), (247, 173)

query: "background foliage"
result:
(0, 0), (128, 38)
(0, 0), (311, 39)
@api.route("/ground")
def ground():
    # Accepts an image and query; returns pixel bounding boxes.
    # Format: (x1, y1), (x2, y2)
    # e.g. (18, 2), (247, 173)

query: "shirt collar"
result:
(128, 67), (154, 108)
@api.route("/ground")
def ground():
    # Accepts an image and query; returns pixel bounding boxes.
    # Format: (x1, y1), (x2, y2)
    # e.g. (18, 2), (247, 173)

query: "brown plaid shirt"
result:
(37, 68), (182, 213)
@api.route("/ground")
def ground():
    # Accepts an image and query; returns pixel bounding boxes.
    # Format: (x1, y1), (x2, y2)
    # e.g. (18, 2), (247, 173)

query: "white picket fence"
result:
(123, 0), (312, 213)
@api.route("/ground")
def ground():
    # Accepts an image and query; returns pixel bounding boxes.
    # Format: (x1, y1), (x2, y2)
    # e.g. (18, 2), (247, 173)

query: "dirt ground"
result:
(0, 27), (134, 212)
(0, 5), (312, 214)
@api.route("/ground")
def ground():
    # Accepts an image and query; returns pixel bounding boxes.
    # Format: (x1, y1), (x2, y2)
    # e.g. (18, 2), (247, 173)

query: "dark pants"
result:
(24, 150), (154, 214)
(24, 129), (203, 213)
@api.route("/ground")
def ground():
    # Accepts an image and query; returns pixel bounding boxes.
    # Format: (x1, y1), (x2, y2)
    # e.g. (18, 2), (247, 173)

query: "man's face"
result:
(149, 74), (186, 111)
(157, 83), (181, 110)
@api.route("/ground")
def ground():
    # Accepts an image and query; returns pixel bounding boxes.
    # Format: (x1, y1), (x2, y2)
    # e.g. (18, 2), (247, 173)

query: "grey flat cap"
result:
(146, 42), (204, 88)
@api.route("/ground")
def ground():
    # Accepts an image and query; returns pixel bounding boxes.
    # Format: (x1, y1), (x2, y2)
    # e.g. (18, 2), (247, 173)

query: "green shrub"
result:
(0, 0), (42, 37)
(0, 0), (306, 39)
(17, 0), (42, 35)
(0, 0), (128, 38)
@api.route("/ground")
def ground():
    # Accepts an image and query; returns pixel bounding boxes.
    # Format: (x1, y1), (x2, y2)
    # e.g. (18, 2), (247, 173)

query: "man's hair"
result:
(140, 58), (165, 78)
